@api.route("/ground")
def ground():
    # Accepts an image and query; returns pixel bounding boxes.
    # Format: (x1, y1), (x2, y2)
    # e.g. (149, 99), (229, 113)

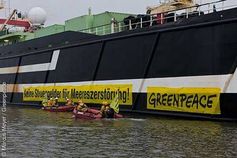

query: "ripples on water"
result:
(1, 106), (237, 158)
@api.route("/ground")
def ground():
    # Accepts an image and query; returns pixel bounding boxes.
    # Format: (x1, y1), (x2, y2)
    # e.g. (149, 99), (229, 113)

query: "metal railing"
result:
(1, 0), (237, 46)
(79, 0), (237, 36)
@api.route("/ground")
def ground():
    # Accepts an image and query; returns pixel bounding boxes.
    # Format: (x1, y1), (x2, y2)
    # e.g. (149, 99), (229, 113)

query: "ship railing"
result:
(1, 0), (236, 46)
(79, 0), (237, 36)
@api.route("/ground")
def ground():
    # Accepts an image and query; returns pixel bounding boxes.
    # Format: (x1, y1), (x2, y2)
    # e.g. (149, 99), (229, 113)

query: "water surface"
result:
(1, 106), (237, 158)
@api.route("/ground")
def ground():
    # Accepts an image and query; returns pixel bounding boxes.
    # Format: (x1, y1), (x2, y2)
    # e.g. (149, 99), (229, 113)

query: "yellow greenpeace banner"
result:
(147, 87), (221, 115)
(23, 84), (132, 105)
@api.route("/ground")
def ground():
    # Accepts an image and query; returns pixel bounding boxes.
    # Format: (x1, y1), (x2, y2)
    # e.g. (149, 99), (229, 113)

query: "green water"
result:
(1, 106), (237, 158)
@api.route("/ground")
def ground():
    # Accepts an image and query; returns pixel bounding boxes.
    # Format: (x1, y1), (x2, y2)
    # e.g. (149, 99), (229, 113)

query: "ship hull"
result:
(1, 8), (237, 121)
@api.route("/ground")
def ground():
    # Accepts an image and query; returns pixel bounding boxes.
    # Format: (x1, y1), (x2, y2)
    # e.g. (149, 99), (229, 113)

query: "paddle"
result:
(110, 94), (119, 113)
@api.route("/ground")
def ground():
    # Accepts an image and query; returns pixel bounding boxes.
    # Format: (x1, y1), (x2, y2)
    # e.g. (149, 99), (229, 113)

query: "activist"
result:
(100, 101), (108, 116)
(78, 100), (83, 105)
(53, 97), (59, 107)
(76, 101), (88, 112)
(47, 98), (54, 107)
(42, 94), (48, 107)
(100, 101), (115, 118)
(65, 98), (74, 106)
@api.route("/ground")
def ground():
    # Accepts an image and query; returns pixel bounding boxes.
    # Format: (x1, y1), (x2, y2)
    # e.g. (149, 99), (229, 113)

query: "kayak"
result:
(73, 108), (123, 119)
(42, 105), (74, 112)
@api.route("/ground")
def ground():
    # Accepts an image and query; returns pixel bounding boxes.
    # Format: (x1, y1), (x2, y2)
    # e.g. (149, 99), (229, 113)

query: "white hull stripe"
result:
(226, 68), (237, 93)
(0, 50), (60, 74)
(1, 74), (236, 93)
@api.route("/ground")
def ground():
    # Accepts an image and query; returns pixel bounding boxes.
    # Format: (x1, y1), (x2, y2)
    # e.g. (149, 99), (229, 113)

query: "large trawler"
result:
(0, 0), (237, 121)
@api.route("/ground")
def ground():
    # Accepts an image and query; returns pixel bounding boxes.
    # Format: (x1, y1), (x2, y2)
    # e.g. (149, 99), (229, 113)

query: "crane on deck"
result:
(0, 9), (17, 31)
(0, 1), (31, 32)
(147, 0), (195, 14)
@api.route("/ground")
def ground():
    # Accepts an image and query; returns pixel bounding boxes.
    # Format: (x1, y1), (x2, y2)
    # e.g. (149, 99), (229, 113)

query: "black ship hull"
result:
(1, 8), (237, 121)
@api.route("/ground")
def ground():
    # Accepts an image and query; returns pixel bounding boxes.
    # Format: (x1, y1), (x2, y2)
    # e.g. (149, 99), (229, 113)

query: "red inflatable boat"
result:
(42, 105), (74, 112)
(73, 108), (123, 119)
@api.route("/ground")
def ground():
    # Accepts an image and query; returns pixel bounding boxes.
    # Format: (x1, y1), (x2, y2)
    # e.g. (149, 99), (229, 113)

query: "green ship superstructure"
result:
(0, 11), (132, 45)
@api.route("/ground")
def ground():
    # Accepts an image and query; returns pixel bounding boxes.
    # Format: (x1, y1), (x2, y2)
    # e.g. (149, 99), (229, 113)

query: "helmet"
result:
(102, 101), (108, 105)
(78, 100), (83, 104)
(79, 102), (84, 106)
(105, 106), (110, 110)
(50, 98), (53, 100)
